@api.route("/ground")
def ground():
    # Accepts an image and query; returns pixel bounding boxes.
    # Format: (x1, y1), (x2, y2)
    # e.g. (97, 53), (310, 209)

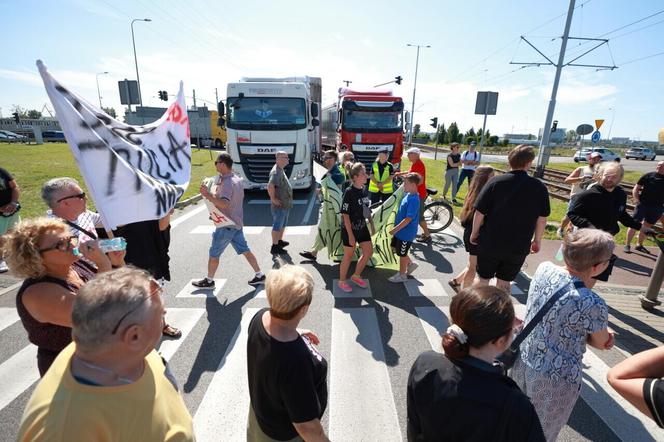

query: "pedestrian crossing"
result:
(0, 276), (660, 441)
(189, 225), (313, 236)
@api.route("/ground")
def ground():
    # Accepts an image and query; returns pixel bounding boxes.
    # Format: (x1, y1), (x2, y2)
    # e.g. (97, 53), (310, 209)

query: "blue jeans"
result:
(271, 206), (290, 231)
(457, 168), (475, 190)
(209, 227), (250, 257)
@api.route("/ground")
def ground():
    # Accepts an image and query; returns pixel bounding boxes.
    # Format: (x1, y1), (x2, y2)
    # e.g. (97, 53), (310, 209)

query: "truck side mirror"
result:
(217, 101), (225, 116)
(311, 103), (319, 118)
(405, 111), (411, 124)
(405, 123), (411, 131)
(217, 117), (225, 127)
(311, 119), (320, 127)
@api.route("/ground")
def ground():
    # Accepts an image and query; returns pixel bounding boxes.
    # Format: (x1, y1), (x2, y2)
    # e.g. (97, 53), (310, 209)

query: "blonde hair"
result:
(349, 162), (366, 180)
(266, 265), (314, 320)
(563, 228), (615, 272)
(72, 267), (153, 352)
(1, 217), (69, 279)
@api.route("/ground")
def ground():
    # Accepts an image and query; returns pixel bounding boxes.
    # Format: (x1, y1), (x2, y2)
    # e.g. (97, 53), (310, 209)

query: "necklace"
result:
(74, 356), (138, 385)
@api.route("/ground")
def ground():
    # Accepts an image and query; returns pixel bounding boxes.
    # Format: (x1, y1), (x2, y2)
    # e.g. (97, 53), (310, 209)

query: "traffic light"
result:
(158, 90), (168, 101)
(551, 120), (558, 132)
(395, 76), (402, 85)
(430, 117), (438, 128)
(12, 112), (20, 123)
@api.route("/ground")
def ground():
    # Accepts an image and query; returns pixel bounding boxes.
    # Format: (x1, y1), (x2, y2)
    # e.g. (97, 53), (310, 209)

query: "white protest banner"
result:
(201, 177), (235, 228)
(36, 60), (191, 230)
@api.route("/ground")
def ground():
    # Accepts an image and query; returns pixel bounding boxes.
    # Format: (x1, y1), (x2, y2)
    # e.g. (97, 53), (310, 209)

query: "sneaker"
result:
(416, 235), (432, 244)
(338, 281), (353, 293)
(350, 275), (368, 288)
(248, 274), (266, 286)
(407, 261), (419, 275)
(623, 245), (631, 254)
(388, 273), (408, 283)
(0, 260), (8, 273)
(556, 228), (564, 238)
(452, 199), (459, 205)
(192, 278), (215, 288)
(270, 244), (287, 255)
(635, 244), (650, 254)
(299, 251), (317, 261)
(278, 240), (289, 248)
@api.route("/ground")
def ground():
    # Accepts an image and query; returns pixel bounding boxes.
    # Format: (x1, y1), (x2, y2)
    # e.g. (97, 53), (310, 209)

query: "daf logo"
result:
(365, 146), (380, 150)
(257, 148), (276, 153)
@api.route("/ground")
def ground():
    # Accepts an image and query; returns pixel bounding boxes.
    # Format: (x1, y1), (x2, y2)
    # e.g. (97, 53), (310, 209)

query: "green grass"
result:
(1, 142), (217, 219)
(402, 156), (648, 244)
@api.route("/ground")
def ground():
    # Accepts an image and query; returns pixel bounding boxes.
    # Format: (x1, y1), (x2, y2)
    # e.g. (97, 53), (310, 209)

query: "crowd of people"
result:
(0, 144), (663, 441)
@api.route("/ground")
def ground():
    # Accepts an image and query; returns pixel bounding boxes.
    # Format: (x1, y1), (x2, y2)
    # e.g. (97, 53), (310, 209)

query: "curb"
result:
(175, 193), (203, 209)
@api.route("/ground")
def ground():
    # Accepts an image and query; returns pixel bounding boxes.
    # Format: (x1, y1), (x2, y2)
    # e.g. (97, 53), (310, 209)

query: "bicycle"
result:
(369, 176), (454, 234)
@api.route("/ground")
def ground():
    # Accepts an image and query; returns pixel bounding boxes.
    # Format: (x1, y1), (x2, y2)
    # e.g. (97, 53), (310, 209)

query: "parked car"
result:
(625, 147), (657, 161)
(0, 129), (26, 140)
(573, 146), (621, 162)
(0, 132), (9, 142)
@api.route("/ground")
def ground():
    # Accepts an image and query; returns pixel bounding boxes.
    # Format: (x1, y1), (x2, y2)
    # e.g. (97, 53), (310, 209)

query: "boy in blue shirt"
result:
(388, 173), (421, 282)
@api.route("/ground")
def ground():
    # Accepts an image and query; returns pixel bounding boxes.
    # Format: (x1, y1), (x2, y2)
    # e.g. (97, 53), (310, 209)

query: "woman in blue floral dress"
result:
(511, 228), (616, 441)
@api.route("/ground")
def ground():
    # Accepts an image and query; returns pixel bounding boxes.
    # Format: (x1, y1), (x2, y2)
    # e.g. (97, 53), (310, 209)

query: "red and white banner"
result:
(37, 60), (191, 230)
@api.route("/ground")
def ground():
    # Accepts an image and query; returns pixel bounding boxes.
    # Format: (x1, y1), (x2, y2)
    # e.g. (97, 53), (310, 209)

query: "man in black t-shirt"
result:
(246, 266), (329, 441)
(470, 146), (550, 291)
(0, 167), (21, 273)
(625, 161), (664, 253)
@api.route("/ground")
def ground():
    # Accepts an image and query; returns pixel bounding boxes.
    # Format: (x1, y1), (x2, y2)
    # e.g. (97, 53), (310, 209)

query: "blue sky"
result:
(2, 0), (664, 141)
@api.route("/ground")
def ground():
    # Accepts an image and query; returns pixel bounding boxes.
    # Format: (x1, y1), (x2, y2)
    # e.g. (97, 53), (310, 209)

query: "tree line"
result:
(413, 121), (501, 146)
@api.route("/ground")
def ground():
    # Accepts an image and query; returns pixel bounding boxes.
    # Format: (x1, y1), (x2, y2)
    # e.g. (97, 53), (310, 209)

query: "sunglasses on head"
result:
(57, 192), (86, 203)
(39, 235), (79, 254)
(110, 280), (165, 335)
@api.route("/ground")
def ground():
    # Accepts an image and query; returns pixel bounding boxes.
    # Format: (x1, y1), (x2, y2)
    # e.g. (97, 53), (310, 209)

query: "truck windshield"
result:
(342, 110), (402, 132)
(227, 97), (306, 130)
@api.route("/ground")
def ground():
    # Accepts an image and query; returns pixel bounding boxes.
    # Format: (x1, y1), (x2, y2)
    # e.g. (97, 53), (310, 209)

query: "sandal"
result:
(350, 275), (368, 288)
(448, 279), (461, 292)
(162, 324), (182, 339)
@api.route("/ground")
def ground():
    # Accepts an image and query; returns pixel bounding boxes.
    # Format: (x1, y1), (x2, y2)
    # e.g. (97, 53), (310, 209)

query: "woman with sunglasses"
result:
(2, 217), (124, 375)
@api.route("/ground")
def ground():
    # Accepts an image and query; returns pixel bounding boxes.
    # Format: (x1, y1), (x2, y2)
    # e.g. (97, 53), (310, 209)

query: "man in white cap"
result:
(557, 151), (602, 237)
(398, 147), (431, 242)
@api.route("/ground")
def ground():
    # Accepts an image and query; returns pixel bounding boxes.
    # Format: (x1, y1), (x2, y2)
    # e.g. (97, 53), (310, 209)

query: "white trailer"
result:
(225, 76), (321, 190)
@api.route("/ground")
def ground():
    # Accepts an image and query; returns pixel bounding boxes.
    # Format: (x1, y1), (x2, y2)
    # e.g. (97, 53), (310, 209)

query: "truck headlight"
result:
(294, 168), (309, 180)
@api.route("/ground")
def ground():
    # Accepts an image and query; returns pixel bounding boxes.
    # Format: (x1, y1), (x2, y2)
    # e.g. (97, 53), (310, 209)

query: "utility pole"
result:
(215, 88), (219, 105)
(193, 89), (197, 109)
(407, 43), (430, 145)
(342, 80), (352, 87)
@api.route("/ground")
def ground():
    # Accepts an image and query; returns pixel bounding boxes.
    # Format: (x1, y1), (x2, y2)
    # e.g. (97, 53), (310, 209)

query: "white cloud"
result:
(0, 68), (42, 87)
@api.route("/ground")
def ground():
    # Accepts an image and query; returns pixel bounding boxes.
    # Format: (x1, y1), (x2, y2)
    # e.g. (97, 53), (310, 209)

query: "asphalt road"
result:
(0, 163), (660, 441)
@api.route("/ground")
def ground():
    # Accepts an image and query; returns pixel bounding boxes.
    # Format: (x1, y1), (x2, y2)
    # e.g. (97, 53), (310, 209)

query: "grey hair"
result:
(563, 228), (615, 272)
(72, 267), (154, 352)
(598, 162), (624, 179)
(41, 177), (80, 208)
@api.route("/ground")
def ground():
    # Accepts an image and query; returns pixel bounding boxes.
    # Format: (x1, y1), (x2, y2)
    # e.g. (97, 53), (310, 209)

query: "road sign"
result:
(595, 119), (605, 130)
(576, 124), (594, 136)
(118, 79), (140, 105)
(474, 91), (498, 115)
(591, 131), (601, 143)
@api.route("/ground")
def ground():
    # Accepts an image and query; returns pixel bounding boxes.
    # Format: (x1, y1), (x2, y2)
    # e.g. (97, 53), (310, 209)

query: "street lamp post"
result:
(131, 18), (151, 120)
(96, 71), (109, 109)
(406, 43), (430, 145)
(607, 107), (616, 142)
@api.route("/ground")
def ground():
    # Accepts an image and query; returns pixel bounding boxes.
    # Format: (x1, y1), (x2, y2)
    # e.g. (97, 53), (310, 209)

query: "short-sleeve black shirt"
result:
(341, 185), (371, 231)
(637, 172), (664, 206)
(0, 167), (15, 206)
(447, 153), (461, 170)
(247, 309), (328, 440)
(474, 170), (550, 255)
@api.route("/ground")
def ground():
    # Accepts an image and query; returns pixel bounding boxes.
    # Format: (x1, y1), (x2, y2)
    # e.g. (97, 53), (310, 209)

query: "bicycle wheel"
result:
(423, 200), (453, 233)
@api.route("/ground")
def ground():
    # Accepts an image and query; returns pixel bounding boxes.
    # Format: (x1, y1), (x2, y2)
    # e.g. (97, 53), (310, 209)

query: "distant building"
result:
(0, 117), (62, 134)
(610, 137), (629, 145)
(538, 128), (566, 144)
(502, 133), (534, 140)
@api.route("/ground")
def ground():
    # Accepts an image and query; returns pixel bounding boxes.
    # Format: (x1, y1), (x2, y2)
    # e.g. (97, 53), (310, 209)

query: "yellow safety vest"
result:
(368, 162), (393, 194)
(338, 164), (347, 180)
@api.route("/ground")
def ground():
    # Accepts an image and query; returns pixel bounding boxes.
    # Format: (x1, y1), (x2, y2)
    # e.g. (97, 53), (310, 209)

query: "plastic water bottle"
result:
(98, 237), (127, 253)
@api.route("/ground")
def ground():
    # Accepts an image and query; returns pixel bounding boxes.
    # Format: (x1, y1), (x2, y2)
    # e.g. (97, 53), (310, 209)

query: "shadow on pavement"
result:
(613, 257), (653, 277)
(183, 289), (255, 393)
(608, 305), (663, 354)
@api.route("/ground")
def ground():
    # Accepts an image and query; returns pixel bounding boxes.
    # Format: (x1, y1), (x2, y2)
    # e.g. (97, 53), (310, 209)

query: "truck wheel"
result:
(214, 139), (223, 148)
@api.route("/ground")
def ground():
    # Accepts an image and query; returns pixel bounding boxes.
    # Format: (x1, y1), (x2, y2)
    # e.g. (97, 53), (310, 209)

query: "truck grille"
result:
(353, 151), (379, 170)
(240, 155), (295, 183)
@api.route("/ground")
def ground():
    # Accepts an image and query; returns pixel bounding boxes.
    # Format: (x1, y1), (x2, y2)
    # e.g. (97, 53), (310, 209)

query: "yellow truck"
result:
(210, 110), (227, 148)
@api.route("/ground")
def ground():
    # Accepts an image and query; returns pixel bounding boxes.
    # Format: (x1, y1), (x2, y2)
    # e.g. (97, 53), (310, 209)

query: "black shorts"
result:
(477, 250), (527, 282)
(342, 226), (371, 247)
(634, 204), (664, 225)
(592, 254), (617, 282)
(391, 237), (412, 257)
(644, 378), (664, 428)
(463, 225), (478, 256)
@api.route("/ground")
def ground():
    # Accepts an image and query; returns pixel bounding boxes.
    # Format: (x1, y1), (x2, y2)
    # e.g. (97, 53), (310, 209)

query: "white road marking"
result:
(171, 205), (207, 229)
(175, 279), (227, 298)
(190, 225), (215, 234)
(0, 308), (19, 333)
(414, 307), (449, 353)
(193, 308), (260, 441)
(159, 308), (205, 361)
(284, 226), (312, 235)
(248, 199), (307, 205)
(254, 289), (266, 299)
(0, 282), (21, 298)
(329, 308), (401, 441)
(332, 279), (373, 298)
(405, 279), (449, 298)
(0, 345), (39, 410)
(302, 191), (318, 224)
